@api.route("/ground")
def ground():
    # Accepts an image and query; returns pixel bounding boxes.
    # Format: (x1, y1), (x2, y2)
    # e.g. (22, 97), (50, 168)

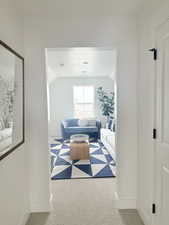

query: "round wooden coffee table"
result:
(70, 134), (90, 160)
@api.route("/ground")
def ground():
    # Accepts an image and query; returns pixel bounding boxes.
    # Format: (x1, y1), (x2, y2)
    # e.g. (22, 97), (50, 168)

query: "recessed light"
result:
(83, 61), (88, 64)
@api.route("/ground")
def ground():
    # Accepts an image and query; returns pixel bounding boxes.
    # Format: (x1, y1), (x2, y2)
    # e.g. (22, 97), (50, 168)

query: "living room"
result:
(46, 47), (116, 180)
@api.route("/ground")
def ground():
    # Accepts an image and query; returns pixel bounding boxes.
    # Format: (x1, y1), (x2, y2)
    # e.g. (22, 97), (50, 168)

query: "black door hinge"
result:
(152, 203), (156, 214)
(149, 48), (157, 60)
(153, 129), (157, 139)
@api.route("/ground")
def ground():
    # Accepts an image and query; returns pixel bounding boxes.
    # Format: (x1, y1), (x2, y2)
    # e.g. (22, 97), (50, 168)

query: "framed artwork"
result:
(0, 40), (24, 160)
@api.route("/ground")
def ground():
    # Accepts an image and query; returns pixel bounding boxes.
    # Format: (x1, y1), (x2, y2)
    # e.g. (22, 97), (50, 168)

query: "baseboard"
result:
(50, 193), (53, 211)
(49, 135), (61, 139)
(19, 212), (30, 225)
(31, 208), (50, 213)
(137, 208), (152, 225)
(114, 192), (136, 209)
(30, 201), (51, 213)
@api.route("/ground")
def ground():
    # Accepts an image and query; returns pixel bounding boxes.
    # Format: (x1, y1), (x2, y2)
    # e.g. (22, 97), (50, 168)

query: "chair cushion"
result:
(65, 126), (98, 133)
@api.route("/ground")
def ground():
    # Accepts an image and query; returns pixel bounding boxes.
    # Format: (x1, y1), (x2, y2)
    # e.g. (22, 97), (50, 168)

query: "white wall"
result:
(48, 77), (114, 137)
(137, 1), (169, 225)
(2, 1), (167, 222)
(0, 1), (29, 225)
(24, 0), (139, 211)
(116, 39), (138, 206)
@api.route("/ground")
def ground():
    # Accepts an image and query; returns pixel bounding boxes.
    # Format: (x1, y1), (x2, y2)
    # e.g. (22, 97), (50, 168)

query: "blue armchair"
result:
(61, 118), (101, 141)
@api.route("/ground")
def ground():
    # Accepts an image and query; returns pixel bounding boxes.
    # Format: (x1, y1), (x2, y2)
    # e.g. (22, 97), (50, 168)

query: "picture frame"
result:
(0, 40), (24, 161)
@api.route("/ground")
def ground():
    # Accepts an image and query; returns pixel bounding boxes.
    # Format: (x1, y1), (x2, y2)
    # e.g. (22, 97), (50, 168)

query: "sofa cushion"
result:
(106, 133), (114, 148)
(101, 128), (114, 146)
(78, 119), (88, 127)
(65, 118), (79, 127)
(65, 126), (98, 133)
(87, 119), (96, 126)
(101, 128), (112, 135)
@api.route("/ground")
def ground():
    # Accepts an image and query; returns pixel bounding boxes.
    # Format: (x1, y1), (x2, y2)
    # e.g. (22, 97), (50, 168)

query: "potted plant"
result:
(97, 87), (115, 125)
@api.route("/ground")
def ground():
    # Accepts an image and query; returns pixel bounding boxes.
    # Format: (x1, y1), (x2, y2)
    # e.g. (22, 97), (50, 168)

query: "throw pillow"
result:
(108, 119), (113, 129)
(87, 119), (96, 127)
(110, 122), (114, 131)
(78, 119), (88, 127)
(62, 121), (68, 128)
(110, 119), (116, 132)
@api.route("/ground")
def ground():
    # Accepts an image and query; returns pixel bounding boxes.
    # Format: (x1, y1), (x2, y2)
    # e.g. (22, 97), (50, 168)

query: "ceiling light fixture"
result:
(83, 61), (88, 64)
(60, 63), (64, 67)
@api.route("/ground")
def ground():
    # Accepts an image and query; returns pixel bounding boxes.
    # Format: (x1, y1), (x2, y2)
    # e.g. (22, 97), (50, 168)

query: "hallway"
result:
(26, 179), (144, 225)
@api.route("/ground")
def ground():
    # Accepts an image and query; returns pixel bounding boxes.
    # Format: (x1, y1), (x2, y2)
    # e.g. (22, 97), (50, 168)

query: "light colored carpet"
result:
(26, 178), (144, 225)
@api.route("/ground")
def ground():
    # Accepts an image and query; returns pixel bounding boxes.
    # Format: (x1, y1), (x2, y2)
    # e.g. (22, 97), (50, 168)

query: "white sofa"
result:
(101, 128), (115, 159)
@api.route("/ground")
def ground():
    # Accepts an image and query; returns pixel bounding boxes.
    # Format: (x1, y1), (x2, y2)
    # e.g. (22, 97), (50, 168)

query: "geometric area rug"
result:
(50, 138), (116, 180)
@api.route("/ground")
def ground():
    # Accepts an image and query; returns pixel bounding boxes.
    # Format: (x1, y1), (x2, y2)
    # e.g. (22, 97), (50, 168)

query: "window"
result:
(73, 86), (95, 118)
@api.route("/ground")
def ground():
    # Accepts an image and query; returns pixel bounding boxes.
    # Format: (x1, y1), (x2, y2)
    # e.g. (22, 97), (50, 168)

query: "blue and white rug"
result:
(50, 139), (116, 180)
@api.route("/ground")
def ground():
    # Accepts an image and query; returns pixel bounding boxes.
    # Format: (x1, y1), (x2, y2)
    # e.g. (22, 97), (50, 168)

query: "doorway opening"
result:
(45, 47), (117, 180)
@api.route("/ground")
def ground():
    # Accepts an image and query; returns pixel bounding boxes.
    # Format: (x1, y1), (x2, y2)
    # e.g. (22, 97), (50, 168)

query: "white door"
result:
(155, 20), (169, 225)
